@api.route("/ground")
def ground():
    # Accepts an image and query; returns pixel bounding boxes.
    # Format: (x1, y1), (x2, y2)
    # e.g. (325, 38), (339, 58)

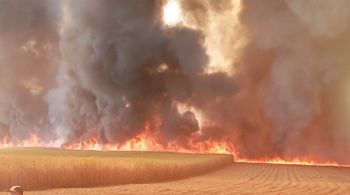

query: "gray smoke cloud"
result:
(1, 0), (350, 164)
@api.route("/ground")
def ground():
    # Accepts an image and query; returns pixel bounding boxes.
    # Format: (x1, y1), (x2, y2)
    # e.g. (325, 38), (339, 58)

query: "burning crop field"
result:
(1, 0), (350, 194)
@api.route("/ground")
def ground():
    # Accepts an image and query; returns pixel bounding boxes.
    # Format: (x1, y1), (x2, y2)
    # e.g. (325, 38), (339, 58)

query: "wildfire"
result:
(61, 131), (231, 155)
(2, 132), (350, 168)
(1, 134), (42, 147)
(235, 157), (350, 168)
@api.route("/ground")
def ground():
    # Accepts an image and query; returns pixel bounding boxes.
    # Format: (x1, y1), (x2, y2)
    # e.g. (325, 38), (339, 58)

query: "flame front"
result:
(236, 157), (350, 168)
(61, 130), (232, 155)
(2, 132), (350, 168)
(1, 134), (41, 147)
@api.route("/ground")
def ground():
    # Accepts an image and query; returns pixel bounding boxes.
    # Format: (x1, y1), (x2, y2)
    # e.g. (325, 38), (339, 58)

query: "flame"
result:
(235, 157), (350, 168)
(2, 132), (350, 168)
(1, 134), (41, 147)
(0, 122), (348, 168)
(61, 130), (231, 155)
(55, 127), (350, 168)
(0, 133), (64, 148)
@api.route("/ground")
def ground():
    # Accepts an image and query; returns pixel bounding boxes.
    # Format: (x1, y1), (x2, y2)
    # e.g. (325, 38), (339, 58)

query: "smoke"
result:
(0, 0), (59, 141)
(2, 0), (350, 163)
(51, 0), (236, 145)
(234, 0), (350, 162)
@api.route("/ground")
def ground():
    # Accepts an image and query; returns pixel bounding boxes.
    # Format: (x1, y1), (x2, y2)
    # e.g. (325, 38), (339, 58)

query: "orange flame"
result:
(0, 134), (41, 147)
(235, 157), (350, 168)
(61, 131), (231, 155)
(235, 157), (350, 167)
(1, 131), (350, 168)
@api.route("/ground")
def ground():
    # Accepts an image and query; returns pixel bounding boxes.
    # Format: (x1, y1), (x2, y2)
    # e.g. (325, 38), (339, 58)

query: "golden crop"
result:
(0, 148), (233, 191)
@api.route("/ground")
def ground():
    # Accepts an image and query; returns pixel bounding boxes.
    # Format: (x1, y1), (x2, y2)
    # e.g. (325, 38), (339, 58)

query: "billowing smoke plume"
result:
(2, 0), (350, 164)
(51, 0), (236, 145)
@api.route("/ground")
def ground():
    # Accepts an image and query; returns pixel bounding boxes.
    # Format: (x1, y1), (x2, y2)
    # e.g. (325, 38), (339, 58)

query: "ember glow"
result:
(1, 0), (350, 168)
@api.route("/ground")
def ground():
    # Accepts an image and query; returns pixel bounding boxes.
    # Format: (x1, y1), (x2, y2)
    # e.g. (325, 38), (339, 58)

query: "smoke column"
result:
(1, 0), (350, 164)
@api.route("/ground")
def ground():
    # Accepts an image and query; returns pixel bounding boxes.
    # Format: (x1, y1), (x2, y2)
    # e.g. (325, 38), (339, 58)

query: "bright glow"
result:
(163, 0), (182, 26)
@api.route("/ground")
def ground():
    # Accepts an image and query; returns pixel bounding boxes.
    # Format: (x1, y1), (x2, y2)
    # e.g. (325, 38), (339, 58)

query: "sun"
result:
(162, 0), (182, 26)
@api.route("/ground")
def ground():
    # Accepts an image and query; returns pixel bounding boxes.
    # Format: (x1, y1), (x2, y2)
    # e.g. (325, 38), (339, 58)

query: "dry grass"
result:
(0, 147), (233, 191)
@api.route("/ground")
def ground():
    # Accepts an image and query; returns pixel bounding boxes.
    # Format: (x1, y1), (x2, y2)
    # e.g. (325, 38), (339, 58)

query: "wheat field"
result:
(0, 147), (233, 191)
(28, 163), (350, 195)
